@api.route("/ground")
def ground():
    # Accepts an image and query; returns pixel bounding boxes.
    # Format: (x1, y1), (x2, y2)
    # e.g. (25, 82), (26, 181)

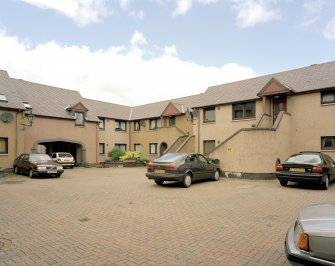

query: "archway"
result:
(31, 139), (86, 166)
(160, 142), (168, 156)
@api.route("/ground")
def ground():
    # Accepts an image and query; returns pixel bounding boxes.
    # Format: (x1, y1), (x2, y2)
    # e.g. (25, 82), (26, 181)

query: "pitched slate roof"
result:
(12, 79), (99, 122)
(130, 94), (203, 120)
(0, 70), (25, 110)
(199, 61), (335, 107)
(82, 98), (131, 121)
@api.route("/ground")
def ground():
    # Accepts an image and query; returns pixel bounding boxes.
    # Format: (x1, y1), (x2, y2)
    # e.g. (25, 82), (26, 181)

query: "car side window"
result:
(188, 155), (197, 163)
(197, 154), (208, 164)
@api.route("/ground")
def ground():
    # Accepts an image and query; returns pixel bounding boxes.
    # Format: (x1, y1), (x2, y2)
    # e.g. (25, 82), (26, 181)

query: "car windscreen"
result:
(154, 153), (186, 163)
(59, 153), (73, 158)
(286, 154), (322, 164)
(29, 154), (52, 162)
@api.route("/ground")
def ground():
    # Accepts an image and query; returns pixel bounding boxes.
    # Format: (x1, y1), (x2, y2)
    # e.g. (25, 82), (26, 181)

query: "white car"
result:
(285, 203), (335, 265)
(50, 152), (75, 168)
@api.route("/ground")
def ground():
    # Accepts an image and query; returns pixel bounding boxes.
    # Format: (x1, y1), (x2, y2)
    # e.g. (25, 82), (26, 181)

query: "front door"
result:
(273, 96), (287, 124)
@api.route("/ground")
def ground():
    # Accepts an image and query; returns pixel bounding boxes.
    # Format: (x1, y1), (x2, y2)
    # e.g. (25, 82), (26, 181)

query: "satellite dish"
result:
(1, 112), (14, 123)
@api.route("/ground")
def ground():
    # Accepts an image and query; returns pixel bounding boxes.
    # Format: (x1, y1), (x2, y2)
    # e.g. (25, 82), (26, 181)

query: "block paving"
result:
(1, 167), (335, 265)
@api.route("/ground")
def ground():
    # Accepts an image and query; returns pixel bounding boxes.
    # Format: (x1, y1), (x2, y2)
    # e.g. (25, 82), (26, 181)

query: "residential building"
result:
(1, 61), (335, 178)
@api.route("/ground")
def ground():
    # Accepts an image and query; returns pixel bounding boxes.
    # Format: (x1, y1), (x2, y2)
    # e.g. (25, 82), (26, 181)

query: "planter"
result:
(123, 160), (137, 167)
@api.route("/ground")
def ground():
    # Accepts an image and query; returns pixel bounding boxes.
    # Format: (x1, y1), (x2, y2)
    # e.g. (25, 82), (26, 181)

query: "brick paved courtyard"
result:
(1, 167), (335, 265)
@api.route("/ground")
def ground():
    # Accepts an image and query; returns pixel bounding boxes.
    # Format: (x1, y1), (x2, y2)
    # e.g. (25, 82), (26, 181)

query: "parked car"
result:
(13, 153), (64, 178)
(50, 152), (75, 168)
(276, 151), (335, 189)
(285, 203), (335, 265)
(146, 153), (221, 188)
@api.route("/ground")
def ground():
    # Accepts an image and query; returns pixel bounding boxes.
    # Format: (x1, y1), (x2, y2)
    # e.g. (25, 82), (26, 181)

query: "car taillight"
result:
(312, 166), (323, 173)
(276, 165), (283, 171)
(297, 233), (309, 251)
(165, 165), (176, 170)
(146, 163), (153, 169)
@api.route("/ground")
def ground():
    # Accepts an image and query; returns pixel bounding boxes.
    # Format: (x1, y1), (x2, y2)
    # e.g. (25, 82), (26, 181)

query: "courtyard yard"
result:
(0, 167), (334, 265)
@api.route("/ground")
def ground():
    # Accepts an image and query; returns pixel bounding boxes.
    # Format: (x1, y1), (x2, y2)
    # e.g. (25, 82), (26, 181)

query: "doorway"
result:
(273, 96), (287, 124)
(160, 142), (168, 156)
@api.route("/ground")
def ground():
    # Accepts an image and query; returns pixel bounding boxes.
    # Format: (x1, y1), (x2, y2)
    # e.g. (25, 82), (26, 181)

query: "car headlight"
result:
(294, 221), (309, 252)
(37, 166), (47, 170)
(57, 166), (63, 170)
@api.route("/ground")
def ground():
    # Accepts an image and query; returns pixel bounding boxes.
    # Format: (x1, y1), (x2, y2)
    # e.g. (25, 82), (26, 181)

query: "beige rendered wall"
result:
(286, 92), (335, 160)
(210, 112), (292, 173)
(193, 100), (263, 154)
(0, 110), (25, 168)
(98, 119), (130, 162)
(130, 115), (193, 161)
(24, 116), (99, 164)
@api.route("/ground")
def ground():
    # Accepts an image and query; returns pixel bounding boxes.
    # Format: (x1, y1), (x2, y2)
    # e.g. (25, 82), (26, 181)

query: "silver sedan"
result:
(285, 203), (335, 265)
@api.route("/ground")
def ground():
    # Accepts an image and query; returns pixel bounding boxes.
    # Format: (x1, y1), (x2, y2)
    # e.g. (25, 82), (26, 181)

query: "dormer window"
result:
(0, 94), (8, 102)
(23, 102), (32, 109)
(75, 112), (85, 126)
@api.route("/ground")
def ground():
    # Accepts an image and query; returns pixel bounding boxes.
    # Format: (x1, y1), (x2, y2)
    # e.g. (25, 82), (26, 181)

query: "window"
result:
(0, 138), (8, 154)
(99, 143), (105, 154)
(99, 118), (105, 129)
(115, 144), (126, 152)
(115, 120), (127, 131)
(204, 107), (215, 123)
(134, 144), (141, 152)
(232, 101), (255, 120)
(321, 90), (335, 104)
(75, 112), (85, 126)
(203, 140), (215, 155)
(23, 102), (32, 109)
(0, 94), (8, 102)
(321, 136), (335, 150)
(149, 143), (158, 154)
(134, 120), (141, 131)
(149, 118), (161, 130)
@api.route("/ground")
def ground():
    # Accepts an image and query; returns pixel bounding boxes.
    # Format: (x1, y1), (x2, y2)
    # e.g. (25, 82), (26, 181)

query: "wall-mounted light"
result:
(21, 109), (34, 127)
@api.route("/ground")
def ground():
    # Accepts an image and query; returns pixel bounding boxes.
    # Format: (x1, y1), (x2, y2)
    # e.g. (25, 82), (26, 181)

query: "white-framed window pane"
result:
(134, 121), (141, 131)
(321, 90), (335, 104)
(75, 112), (84, 125)
(0, 94), (8, 102)
(99, 143), (105, 154)
(156, 119), (161, 128)
(99, 118), (105, 129)
(204, 108), (215, 122)
(150, 119), (156, 129)
(134, 144), (141, 152)
(150, 143), (157, 154)
(116, 144), (126, 152)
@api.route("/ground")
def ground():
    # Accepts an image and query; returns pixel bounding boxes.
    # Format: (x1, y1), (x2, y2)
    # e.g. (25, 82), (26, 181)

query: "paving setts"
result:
(1, 167), (334, 265)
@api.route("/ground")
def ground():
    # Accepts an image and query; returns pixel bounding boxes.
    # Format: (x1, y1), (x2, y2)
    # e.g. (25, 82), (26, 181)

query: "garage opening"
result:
(34, 140), (85, 166)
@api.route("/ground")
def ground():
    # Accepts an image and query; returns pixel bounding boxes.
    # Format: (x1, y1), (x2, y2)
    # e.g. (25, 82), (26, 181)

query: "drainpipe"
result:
(197, 108), (201, 153)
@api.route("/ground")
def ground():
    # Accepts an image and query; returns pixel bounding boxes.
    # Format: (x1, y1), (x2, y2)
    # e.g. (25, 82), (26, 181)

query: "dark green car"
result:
(146, 153), (221, 188)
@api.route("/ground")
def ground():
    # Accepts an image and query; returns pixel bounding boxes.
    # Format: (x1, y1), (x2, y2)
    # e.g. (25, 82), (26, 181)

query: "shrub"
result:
(119, 151), (140, 162)
(108, 148), (124, 161)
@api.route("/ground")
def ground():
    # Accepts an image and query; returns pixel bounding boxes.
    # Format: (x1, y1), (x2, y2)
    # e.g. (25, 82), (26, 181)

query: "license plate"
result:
(47, 170), (57, 174)
(154, 169), (165, 174)
(290, 168), (305, 172)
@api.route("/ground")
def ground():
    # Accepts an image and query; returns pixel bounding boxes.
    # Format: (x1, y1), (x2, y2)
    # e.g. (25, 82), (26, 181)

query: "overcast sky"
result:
(0, 0), (334, 106)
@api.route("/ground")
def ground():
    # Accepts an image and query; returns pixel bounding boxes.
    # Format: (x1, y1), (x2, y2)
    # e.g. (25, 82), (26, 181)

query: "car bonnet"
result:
(298, 203), (335, 237)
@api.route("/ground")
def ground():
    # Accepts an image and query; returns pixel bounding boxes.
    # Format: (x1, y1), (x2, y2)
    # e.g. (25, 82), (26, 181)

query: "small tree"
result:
(108, 148), (124, 161)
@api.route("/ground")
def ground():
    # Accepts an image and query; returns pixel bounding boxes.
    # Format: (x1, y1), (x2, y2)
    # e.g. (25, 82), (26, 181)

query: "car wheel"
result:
(28, 169), (34, 178)
(213, 169), (220, 181)
(154, 180), (164, 185)
(182, 173), (192, 188)
(14, 166), (19, 175)
(280, 180), (288, 187)
(322, 176), (329, 190)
